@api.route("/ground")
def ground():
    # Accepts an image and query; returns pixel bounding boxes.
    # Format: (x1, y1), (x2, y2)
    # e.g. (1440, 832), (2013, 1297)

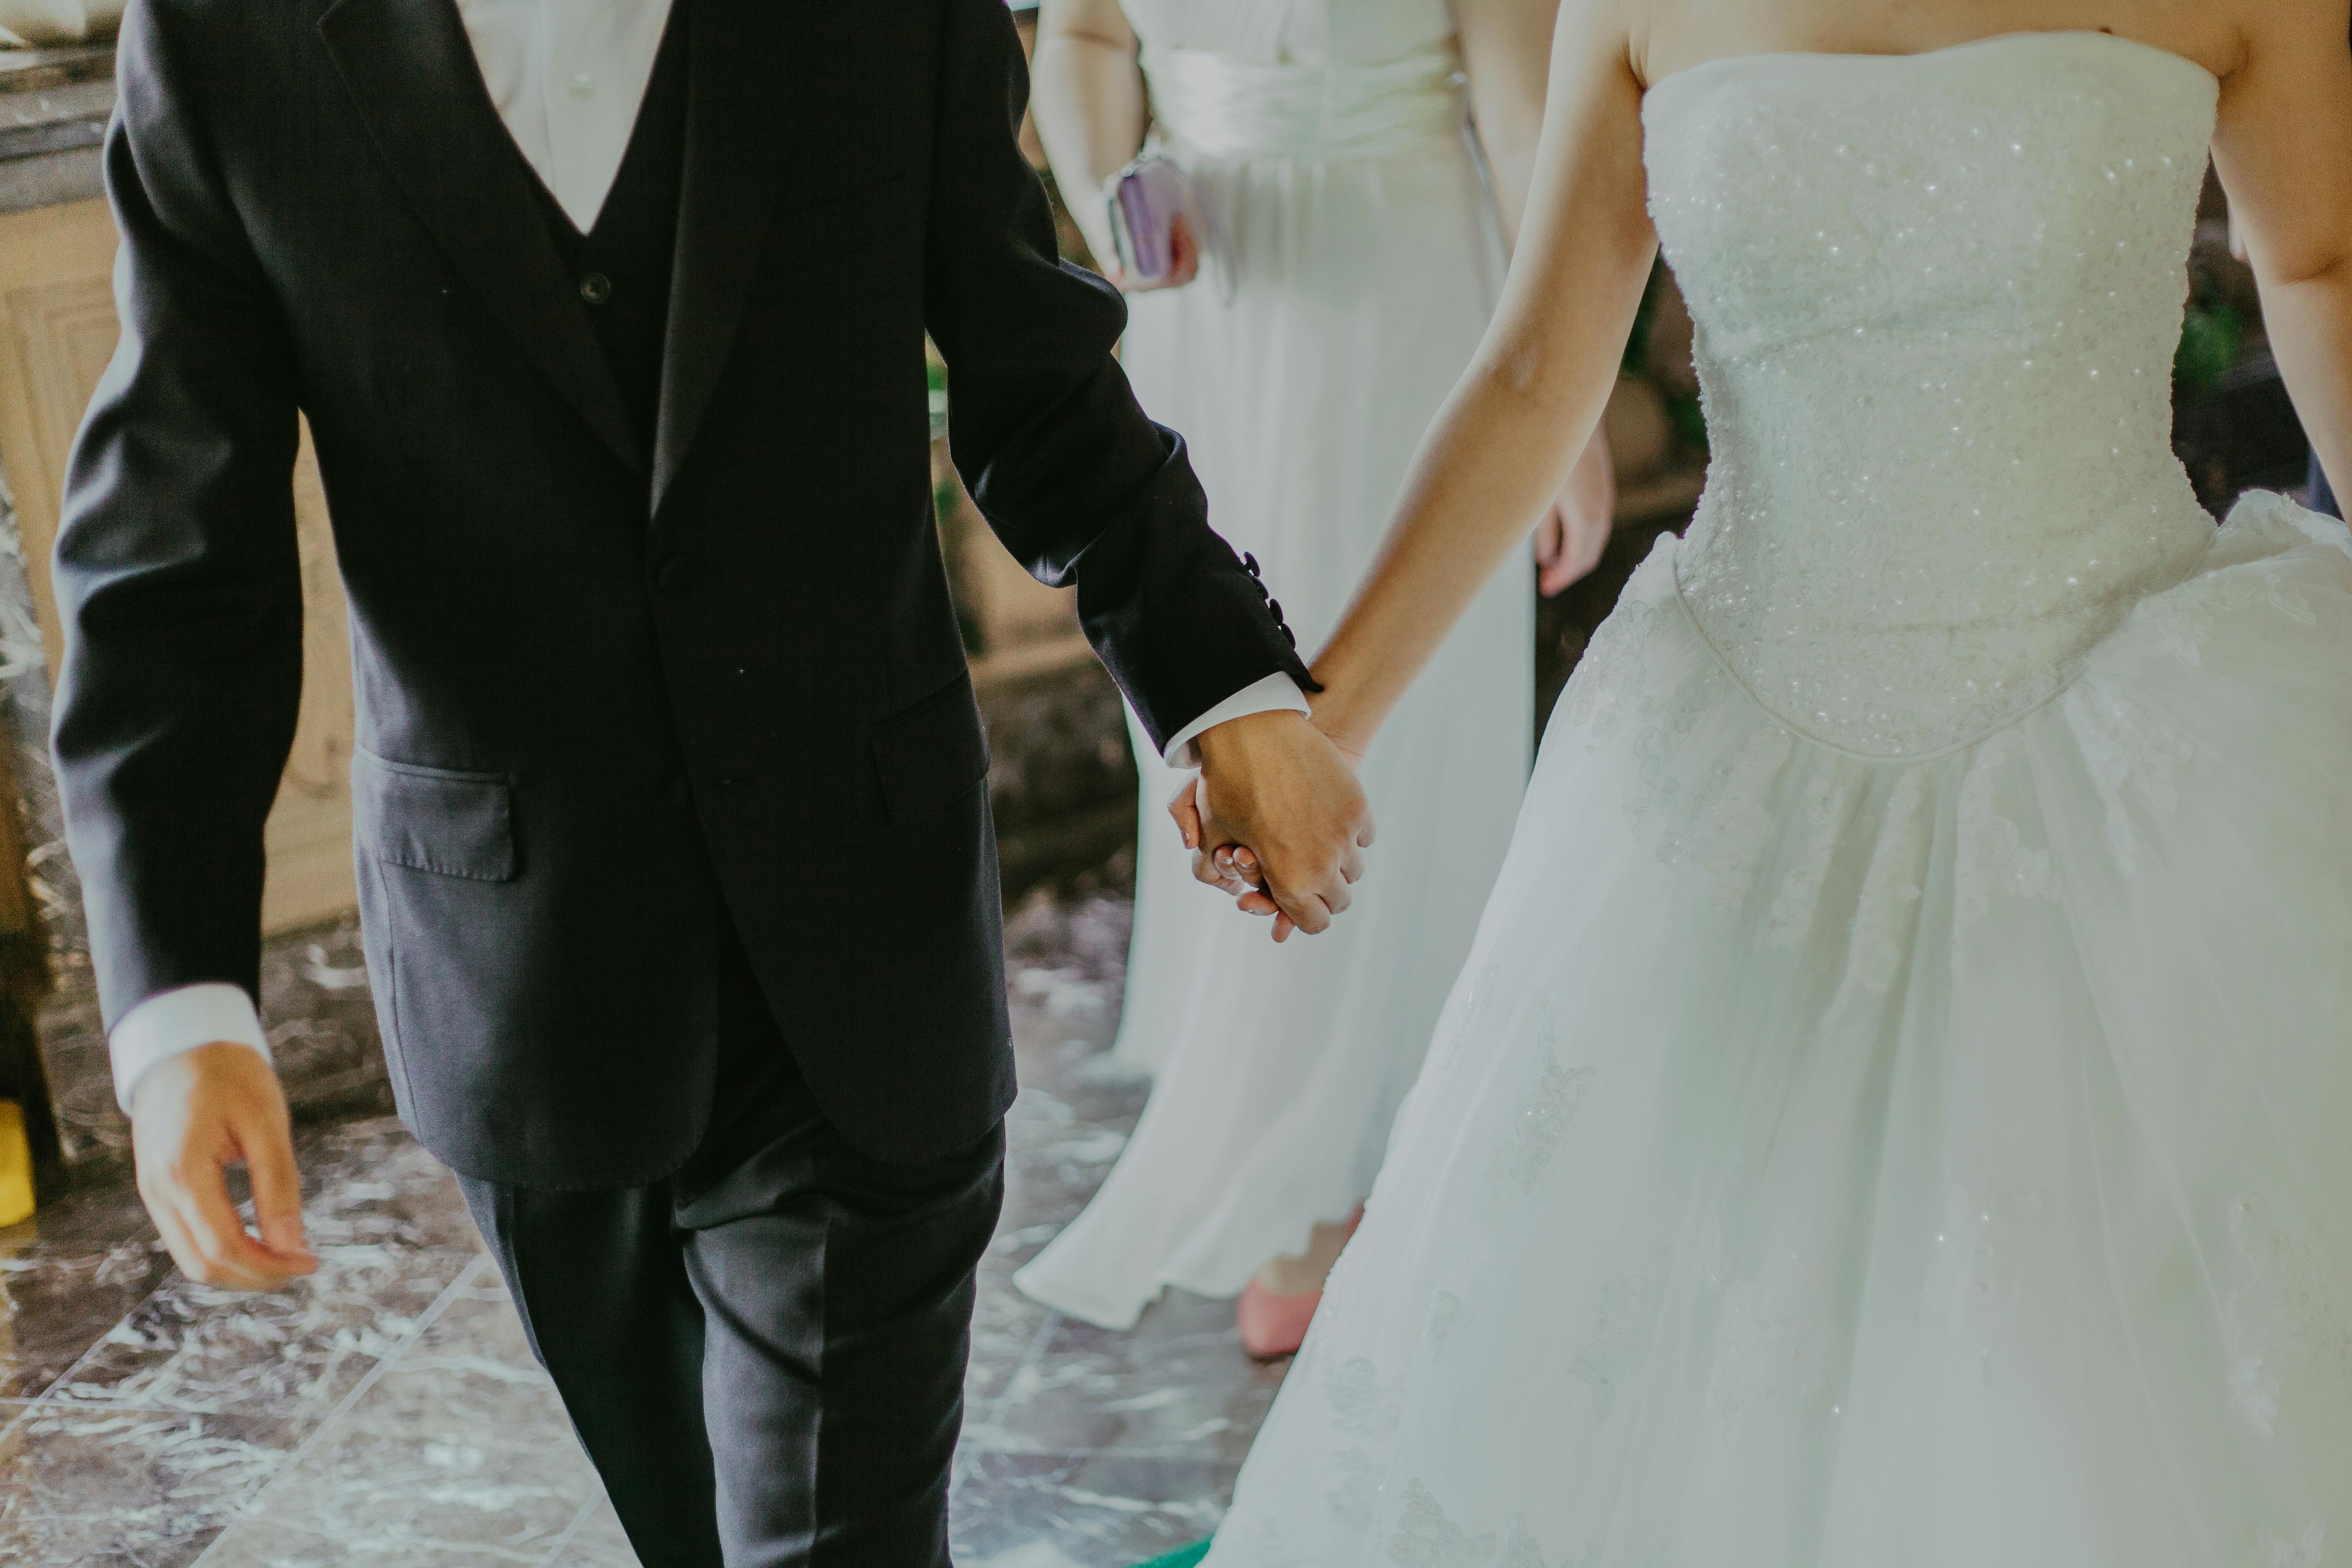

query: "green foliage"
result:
(1666, 392), (1710, 461)
(2174, 291), (2243, 395)
(1621, 260), (1666, 379)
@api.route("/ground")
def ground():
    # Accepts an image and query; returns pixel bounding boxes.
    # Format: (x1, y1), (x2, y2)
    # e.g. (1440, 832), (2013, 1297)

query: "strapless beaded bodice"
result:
(1645, 32), (2221, 757)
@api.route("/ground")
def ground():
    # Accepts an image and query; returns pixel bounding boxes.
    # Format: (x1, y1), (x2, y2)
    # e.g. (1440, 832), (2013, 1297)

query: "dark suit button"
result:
(579, 271), (614, 305)
(1267, 598), (1284, 623)
(657, 557), (695, 596)
(1242, 552), (1262, 579)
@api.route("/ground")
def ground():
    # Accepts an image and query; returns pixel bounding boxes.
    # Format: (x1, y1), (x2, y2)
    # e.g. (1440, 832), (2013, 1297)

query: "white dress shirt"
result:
(108, 0), (1308, 1112)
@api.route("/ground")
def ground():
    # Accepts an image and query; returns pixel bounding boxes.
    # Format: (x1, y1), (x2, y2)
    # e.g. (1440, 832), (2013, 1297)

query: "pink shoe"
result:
(1237, 1207), (1366, 1361)
(1236, 1278), (1321, 1362)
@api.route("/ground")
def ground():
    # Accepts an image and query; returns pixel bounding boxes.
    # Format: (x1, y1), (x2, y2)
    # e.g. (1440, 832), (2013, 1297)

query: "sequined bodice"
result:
(1645, 32), (2220, 757)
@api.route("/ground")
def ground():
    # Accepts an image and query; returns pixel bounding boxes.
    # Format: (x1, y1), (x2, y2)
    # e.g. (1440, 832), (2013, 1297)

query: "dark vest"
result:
(523, 1), (691, 462)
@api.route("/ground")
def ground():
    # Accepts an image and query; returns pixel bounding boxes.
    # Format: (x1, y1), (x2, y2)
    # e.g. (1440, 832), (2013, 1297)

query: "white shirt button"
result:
(570, 72), (598, 100)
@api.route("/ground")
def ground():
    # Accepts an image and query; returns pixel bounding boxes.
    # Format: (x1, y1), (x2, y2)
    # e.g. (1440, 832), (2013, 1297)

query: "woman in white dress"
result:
(1194, 0), (2352, 1560)
(1014, 0), (1614, 1353)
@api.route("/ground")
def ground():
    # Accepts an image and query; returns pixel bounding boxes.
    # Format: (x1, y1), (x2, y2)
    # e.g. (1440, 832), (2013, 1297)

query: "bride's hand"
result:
(1533, 431), (1616, 596)
(1099, 214), (1201, 294)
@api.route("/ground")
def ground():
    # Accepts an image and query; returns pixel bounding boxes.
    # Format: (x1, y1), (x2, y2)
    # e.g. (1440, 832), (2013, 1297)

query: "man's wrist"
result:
(1193, 705), (1307, 773)
(1162, 672), (1312, 769)
(111, 983), (271, 1116)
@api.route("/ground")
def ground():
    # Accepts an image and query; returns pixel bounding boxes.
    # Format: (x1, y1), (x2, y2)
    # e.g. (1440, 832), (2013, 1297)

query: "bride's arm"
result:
(1031, 0), (1152, 279)
(2210, 0), (2352, 502)
(1460, 0), (1622, 593)
(1457, 0), (1564, 249)
(1309, 0), (1657, 754)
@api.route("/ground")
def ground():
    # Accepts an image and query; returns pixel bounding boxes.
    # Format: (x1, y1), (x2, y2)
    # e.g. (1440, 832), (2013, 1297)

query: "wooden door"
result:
(0, 197), (357, 935)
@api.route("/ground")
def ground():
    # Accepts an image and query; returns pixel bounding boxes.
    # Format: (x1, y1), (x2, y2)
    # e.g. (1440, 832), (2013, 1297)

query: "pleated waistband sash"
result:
(1140, 39), (1469, 162)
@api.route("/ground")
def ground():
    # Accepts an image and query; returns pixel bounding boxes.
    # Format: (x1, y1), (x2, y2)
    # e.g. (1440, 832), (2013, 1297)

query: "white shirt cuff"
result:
(1160, 672), (1313, 769)
(111, 983), (271, 1115)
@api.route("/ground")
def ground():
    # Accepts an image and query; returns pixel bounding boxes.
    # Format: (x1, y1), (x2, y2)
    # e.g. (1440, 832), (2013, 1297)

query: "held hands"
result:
(132, 1042), (317, 1291)
(1176, 709), (1373, 943)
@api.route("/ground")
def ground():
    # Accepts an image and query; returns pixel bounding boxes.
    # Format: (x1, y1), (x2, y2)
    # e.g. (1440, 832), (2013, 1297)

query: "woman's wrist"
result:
(1305, 677), (1375, 763)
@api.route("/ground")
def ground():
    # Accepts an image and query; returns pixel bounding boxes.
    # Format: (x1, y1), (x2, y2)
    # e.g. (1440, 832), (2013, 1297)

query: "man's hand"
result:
(1179, 710), (1374, 941)
(132, 1042), (317, 1290)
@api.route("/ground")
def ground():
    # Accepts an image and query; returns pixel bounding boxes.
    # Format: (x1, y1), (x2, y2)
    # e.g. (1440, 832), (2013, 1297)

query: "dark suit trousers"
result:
(457, 938), (1005, 1568)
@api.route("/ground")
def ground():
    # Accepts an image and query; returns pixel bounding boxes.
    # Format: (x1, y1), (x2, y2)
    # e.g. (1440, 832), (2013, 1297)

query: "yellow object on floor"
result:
(0, 1099), (34, 1227)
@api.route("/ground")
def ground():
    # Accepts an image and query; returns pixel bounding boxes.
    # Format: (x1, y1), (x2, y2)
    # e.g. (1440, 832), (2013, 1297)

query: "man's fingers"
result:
(1340, 842), (1365, 885)
(139, 1189), (207, 1287)
(175, 1156), (301, 1289)
(1357, 814), (1377, 850)
(1271, 880), (1333, 936)
(237, 1110), (316, 1265)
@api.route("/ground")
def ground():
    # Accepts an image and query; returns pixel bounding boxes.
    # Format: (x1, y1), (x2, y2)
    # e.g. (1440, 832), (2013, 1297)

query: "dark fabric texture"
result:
(51, 0), (1313, 1186)
(459, 946), (1004, 1568)
(524, 0), (692, 460)
(2311, 449), (2341, 520)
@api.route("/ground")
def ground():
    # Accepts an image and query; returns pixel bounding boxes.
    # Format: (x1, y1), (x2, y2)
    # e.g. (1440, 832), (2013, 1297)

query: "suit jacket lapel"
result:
(318, 0), (645, 477)
(652, 0), (788, 516)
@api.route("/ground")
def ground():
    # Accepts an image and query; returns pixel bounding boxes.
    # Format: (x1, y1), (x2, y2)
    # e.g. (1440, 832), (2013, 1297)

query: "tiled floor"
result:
(0, 889), (1287, 1566)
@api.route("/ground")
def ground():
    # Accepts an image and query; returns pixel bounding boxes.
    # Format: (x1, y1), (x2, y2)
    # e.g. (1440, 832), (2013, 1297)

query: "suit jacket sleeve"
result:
(919, 0), (1318, 753)
(49, 0), (305, 1027)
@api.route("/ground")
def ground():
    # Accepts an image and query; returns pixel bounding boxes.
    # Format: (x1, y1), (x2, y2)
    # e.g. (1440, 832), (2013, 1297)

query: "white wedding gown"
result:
(1206, 32), (2352, 1567)
(1017, 0), (1532, 1329)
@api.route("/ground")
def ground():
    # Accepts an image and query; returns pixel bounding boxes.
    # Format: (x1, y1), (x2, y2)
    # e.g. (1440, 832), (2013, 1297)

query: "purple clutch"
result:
(1106, 154), (1203, 286)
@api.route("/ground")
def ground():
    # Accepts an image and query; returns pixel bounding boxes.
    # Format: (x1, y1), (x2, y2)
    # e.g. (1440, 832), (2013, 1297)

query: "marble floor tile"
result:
(0, 1180), (175, 1399)
(542, 1494), (641, 1568)
(952, 1451), (1232, 1568)
(0, 1404), (308, 1566)
(197, 1261), (606, 1567)
(52, 1121), (480, 1419)
(973, 1291), (1285, 1467)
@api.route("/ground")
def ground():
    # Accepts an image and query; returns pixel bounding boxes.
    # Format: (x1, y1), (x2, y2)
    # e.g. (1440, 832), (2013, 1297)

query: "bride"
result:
(1186, 0), (2352, 1560)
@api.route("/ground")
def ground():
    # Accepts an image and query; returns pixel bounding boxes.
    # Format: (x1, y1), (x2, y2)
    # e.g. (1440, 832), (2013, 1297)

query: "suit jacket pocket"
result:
(351, 750), (517, 881)
(870, 673), (990, 824)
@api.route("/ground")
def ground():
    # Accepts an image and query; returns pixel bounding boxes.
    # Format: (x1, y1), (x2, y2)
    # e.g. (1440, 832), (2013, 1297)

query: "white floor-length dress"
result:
(1014, 0), (1534, 1330)
(1206, 33), (2352, 1566)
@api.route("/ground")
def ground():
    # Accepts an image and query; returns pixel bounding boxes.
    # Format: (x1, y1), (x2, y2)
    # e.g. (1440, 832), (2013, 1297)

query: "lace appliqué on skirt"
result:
(1954, 735), (2061, 932)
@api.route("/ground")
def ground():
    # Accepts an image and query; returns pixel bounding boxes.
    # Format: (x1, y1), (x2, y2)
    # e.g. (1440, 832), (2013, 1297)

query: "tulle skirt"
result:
(1015, 127), (1532, 1328)
(1206, 491), (2352, 1567)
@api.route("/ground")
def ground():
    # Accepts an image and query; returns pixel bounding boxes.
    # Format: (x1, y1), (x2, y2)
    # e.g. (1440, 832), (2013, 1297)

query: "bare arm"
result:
(2212, 0), (2352, 501)
(1457, 0), (1563, 248)
(1461, 0), (1620, 593)
(1032, 0), (1147, 270)
(1311, 0), (1656, 753)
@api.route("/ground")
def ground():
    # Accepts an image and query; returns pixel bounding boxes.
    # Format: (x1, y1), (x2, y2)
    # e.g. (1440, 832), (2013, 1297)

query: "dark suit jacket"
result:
(52, 0), (1311, 1186)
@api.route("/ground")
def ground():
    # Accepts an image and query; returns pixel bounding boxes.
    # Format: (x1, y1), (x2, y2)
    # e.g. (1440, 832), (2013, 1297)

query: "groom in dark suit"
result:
(48, 0), (1370, 1561)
